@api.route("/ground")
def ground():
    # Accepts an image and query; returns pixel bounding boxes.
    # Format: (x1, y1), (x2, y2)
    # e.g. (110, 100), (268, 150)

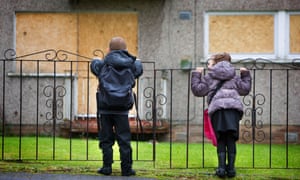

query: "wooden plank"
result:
(290, 15), (300, 53)
(209, 15), (274, 53)
(77, 13), (138, 115)
(16, 12), (138, 116)
(16, 13), (78, 73)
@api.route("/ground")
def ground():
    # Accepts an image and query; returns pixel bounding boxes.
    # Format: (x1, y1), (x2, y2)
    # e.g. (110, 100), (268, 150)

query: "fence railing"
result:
(1, 49), (299, 169)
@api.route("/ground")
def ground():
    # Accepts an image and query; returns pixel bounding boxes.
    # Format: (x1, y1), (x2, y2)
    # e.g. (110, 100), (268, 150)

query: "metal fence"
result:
(0, 49), (299, 169)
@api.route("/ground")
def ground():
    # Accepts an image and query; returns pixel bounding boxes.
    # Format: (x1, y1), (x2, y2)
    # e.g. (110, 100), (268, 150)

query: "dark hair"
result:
(212, 52), (231, 64)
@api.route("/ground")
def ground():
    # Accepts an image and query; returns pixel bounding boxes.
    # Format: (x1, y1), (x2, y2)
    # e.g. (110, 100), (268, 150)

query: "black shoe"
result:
(122, 169), (136, 176)
(227, 168), (236, 178)
(216, 152), (226, 178)
(226, 165), (236, 178)
(216, 167), (226, 178)
(97, 167), (112, 175)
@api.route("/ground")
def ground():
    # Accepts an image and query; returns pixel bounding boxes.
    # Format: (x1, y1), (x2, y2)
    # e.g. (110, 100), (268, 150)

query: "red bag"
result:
(204, 109), (217, 146)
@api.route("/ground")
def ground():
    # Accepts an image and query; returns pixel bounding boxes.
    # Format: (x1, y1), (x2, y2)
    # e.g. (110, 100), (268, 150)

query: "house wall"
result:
(0, 0), (300, 142)
(1, 0), (300, 64)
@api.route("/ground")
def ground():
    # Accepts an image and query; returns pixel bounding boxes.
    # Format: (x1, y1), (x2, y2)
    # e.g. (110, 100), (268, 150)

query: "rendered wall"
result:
(0, 0), (300, 129)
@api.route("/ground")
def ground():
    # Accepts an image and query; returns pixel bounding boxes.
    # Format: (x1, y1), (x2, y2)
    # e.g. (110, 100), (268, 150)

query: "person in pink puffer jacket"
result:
(191, 52), (252, 178)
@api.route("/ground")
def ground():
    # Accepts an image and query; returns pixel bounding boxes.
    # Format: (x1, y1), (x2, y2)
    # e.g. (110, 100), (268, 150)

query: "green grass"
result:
(1, 137), (300, 179)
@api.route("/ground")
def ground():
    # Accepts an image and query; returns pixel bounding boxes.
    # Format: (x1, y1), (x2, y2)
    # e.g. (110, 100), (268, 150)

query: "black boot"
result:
(98, 147), (113, 175)
(121, 162), (136, 176)
(120, 147), (135, 176)
(121, 168), (136, 176)
(216, 152), (226, 178)
(121, 159), (136, 176)
(98, 149), (113, 175)
(97, 164), (112, 175)
(227, 153), (236, 178)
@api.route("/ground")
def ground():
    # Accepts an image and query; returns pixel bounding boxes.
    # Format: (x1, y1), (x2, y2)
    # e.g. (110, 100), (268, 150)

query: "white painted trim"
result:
(205, 11), (275, 16)
(7, 72), (77, 78)
(203, 13), (209, 59)
(276, 11), (287, 59)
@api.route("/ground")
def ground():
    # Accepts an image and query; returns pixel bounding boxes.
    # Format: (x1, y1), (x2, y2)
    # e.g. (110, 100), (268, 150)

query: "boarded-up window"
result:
(16, 13), (78, 73)
(76, 13), (138, 115)
(208, 14), (274, 54)
(290, 14), (300, 54)
(16, 13), (138, 73)
(16, 12), (138, 115)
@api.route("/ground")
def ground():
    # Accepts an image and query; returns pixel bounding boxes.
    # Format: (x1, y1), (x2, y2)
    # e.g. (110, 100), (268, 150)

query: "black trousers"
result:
(98, 114), (132, 169)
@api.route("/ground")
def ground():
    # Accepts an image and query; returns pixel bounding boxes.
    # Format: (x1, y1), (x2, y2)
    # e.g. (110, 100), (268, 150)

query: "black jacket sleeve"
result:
(90, 59), (104, 77)
(133, 59), (143, 78)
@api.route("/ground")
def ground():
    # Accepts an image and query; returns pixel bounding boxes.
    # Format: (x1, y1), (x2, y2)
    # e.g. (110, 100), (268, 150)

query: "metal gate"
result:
(1, 49), (299, 169)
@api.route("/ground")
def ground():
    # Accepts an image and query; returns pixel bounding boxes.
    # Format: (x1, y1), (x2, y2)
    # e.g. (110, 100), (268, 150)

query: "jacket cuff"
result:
(90, 59), (104, 76)
(192, 71), (202, 78)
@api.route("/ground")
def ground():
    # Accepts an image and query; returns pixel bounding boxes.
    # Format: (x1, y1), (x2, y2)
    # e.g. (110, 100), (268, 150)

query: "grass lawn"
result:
(1, 136), (300, 179)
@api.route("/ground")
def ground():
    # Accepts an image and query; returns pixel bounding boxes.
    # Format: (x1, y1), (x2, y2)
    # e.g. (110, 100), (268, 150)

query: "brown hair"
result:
(211, 52), (231, 64)
(109, 37), (127, 51)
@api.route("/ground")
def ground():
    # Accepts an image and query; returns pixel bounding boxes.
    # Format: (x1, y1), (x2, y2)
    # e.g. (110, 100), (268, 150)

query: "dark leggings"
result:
(217, 131), (236, 154)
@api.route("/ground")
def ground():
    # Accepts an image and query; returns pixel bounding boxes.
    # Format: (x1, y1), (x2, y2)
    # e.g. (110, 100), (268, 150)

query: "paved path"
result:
(0, 172), (155, 180)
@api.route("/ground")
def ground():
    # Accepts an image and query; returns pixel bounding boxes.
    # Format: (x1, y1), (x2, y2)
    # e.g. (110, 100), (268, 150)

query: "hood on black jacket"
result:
(104, 50), (136, 69)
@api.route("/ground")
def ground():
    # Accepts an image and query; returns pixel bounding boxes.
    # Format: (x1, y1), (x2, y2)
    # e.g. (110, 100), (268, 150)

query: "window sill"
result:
(7, 73), (77, 78)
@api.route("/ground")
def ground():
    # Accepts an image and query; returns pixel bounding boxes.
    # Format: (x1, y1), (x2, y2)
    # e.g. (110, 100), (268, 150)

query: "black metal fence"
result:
(1, 49), (300, 169)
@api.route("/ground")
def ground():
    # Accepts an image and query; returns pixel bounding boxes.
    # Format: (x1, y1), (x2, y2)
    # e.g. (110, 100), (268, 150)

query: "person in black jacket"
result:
(90, 37), (143, 176)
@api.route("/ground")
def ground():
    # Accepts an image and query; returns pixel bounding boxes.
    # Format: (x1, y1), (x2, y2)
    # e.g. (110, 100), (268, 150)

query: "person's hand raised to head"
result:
(240, 67), (248, 73)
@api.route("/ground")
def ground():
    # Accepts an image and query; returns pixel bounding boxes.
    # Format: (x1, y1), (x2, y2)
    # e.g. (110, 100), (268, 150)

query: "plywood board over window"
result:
(16, 12), (138, 116)
(209, 15), (274, 54)
(78, 13), (138, 57)
(76, 13), (138, 115)
(290, 15), (300, 54)
(16, 13), (78, 73)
